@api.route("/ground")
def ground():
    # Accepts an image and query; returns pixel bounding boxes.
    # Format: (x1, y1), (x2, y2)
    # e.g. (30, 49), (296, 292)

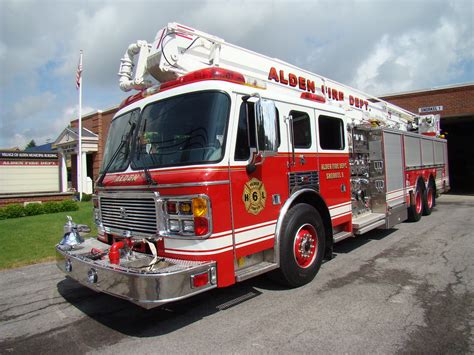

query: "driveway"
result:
(1, 194), (473, 354)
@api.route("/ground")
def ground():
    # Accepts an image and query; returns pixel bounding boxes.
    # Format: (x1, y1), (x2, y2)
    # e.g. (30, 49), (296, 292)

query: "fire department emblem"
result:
(242, 178), (267, 215)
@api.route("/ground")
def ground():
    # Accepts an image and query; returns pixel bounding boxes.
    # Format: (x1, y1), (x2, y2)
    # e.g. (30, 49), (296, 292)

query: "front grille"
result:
(289, 171), (319, 194)
(100, 195), (157, 236)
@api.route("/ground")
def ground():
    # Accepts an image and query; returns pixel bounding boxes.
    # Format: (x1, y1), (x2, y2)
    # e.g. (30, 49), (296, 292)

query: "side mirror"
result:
(246, 96), (278, 173)
(255, 98), (278, 154)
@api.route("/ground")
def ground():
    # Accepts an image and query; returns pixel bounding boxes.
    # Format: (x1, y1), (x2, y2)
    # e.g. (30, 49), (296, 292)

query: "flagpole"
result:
(77, 50), (83, 201)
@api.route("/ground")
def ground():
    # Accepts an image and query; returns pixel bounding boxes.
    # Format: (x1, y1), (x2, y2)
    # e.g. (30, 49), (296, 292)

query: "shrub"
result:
(24, 203), (44, 216)
(43, 201), (61, 214)
(0, 199), (80, 220)
(4, 204), (25, 218)
(81, 194), (92, 202)
(60, 200), (79, 212)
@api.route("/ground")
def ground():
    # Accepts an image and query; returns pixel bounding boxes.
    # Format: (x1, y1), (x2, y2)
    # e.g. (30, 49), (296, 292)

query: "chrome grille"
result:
(100, 195), (157, 236)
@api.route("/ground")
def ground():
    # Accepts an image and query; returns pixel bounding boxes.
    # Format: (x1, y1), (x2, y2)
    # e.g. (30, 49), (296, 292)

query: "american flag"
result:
(76, 51), (83, 89)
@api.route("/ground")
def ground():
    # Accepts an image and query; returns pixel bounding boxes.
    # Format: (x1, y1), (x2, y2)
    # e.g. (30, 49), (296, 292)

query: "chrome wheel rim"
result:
(427, 187), (434, 209)
(293, 224), (318, 268)
(415, 189), (422, 214)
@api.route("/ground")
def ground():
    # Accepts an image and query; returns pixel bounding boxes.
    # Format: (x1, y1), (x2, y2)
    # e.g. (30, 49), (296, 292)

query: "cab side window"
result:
(290, 110), (311, 148)
(235, 102), (280, 160)
(235, 102), (253, 160)
(319, 115), (345, 150)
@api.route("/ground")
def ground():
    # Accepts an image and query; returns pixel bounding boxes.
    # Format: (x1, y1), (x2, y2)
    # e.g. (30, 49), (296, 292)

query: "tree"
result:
(25, 139), (36, 149)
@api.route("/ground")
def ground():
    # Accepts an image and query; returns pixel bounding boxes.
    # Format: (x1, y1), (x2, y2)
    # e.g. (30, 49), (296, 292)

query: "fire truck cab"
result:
(56, 23), (449, 308)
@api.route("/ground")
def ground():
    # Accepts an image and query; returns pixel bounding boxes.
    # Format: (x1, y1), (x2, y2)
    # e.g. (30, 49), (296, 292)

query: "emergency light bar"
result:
(119, 67), (266, 109)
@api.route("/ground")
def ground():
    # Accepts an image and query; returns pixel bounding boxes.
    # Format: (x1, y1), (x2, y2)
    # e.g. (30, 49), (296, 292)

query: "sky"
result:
(0, 0), (473, 149)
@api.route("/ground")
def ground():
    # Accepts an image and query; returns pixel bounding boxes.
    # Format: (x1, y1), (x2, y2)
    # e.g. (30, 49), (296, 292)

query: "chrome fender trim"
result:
(274, 188), (324, 267)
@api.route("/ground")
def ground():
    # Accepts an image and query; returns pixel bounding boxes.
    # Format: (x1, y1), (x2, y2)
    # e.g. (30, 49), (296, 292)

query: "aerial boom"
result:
(117, 22), (434, 132)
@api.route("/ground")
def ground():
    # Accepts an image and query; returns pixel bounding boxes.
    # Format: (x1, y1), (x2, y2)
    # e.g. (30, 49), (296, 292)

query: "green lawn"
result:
(0, 201), (97, 269)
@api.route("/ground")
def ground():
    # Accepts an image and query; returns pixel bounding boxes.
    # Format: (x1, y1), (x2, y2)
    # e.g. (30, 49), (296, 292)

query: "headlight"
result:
(162, 195), (212, 238)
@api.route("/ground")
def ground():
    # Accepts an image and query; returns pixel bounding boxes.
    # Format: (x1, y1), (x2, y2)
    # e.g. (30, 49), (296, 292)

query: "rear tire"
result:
(408, 179), (424, 222)
(275, 204), (325, 288)
(423, 179), (436, 216)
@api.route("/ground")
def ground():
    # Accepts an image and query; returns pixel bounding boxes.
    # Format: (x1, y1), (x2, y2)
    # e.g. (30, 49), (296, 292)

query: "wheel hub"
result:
(294, 225), (318, 268)
(299, 233), (314, 257)
(427, 187), (434, 208)
(415, 190), (422, 214)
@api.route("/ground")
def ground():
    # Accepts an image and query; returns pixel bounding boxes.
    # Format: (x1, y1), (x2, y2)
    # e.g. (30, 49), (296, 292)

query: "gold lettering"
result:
(326, 172), (342, 180)
(321, 162), (348, 171)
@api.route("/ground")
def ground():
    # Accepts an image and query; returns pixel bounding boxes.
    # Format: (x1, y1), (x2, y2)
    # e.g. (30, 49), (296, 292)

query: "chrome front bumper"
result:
(56, 238), (217, 309)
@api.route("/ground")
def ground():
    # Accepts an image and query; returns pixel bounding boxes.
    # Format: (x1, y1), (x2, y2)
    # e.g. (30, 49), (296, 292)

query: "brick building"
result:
(53, 106), (118, 193)
(69, 106), (117, 183)
(381, 83), (474, 193)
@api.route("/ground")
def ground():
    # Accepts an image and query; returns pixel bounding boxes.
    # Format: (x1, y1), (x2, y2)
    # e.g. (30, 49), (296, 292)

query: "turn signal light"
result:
(191, 271), (209, 288)
(192, 197), (208, 217)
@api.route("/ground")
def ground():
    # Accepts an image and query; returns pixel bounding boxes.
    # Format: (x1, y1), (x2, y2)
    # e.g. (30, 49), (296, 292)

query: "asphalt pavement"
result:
(1, 194), (473, 354)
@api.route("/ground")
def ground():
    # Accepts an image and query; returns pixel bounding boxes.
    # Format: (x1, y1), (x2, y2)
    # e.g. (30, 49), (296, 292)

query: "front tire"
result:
(276, 204), (325, 288)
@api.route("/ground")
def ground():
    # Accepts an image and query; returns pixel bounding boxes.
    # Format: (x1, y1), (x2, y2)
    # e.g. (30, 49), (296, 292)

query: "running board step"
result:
(235, 261), (278, 282)
(354, 219), (386, 234)
(333, 231), (353, 243)
(352, 213), (385, 229)
(352, 212), (387, 234)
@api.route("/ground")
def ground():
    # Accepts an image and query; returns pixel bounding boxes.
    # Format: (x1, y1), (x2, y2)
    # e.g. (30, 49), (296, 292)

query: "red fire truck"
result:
(56, 23), (449, 308)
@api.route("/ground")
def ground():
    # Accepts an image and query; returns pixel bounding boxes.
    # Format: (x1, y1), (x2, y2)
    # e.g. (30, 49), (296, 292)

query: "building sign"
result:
(0, 161), (58, 166)
(0, 151), (60, 194)
(418, 106), (443, 113)
(0, 151), (58, 160)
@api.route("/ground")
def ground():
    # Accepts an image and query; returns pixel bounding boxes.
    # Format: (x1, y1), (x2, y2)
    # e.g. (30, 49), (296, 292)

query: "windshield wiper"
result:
(135, 119), (157, 185)
(136, 154), (157, 185)
(97, 121), (136, 187)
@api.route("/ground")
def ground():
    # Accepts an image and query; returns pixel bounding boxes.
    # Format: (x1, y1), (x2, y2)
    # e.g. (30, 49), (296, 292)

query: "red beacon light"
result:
(119, 91), (145, 109)
(300, 92), (326, 103)
(160, 67), (266, 91)
(119, 85), (161, 109)
(159, 67), (244, 91)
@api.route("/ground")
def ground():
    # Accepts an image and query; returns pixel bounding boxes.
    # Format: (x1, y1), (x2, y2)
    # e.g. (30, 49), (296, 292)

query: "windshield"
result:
(132, 91), (230, 169)
(100, 109), (139, 173)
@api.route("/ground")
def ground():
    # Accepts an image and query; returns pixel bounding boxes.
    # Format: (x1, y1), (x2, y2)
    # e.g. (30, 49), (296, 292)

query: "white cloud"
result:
(13, 92), (56, 119)
(0, 1), (74, 85)
(10, 133), (29, 149)
(0, 0), (473, 149)
(61, 105), (96, 123)
(0, 92), (57, 148)
(351, 13), (473, 95)
(1, 104), (96, 149)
